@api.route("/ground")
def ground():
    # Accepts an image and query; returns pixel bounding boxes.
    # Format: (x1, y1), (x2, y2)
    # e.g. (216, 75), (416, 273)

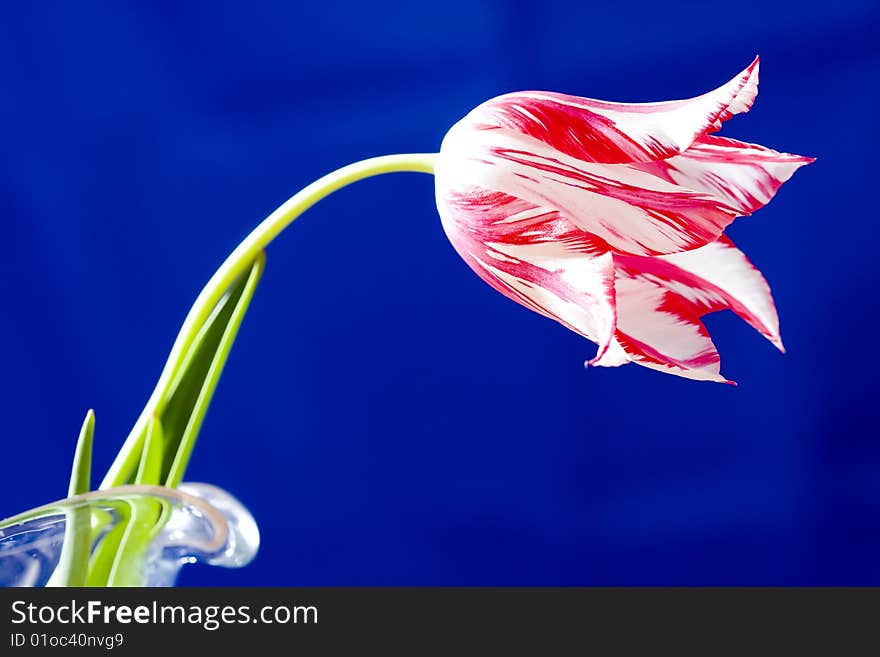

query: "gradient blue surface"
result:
(1, 1), (877, 585)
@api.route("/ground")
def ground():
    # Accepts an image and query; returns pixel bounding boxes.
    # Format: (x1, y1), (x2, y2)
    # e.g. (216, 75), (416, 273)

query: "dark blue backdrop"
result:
(1, 1), (877, 585)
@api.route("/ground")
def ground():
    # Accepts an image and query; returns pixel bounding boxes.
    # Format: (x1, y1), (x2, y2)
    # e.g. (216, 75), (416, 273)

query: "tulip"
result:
(21, 56), (815, 589)
(434, 57), (812, 383)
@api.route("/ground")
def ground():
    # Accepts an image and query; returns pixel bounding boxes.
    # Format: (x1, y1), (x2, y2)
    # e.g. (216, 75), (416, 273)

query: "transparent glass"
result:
(0, 483), (259, 587)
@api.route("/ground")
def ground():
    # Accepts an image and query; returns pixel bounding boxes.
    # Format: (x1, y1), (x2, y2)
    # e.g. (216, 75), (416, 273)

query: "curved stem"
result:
(101, 153), (437, 489)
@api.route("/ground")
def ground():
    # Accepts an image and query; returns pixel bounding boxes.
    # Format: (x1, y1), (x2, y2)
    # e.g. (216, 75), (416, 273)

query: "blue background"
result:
(1, 0), (877, 585)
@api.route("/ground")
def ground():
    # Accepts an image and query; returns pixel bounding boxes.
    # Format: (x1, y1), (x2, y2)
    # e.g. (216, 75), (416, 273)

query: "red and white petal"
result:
(473, 243), (617, 362)
(636, 135), (814, 215)
(614, 236), (783, 350)
(437, 133), (744, 256)
(457, 57), (759, 165)
(437, 187), (618, 362)
(593, 274), (732, 384)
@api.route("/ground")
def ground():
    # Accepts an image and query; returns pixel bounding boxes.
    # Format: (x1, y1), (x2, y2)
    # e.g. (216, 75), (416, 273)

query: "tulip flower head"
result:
(434, 57), (812, 383)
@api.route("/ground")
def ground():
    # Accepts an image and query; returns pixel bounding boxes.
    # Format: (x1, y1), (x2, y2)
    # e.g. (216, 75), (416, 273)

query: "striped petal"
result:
(457, 57), (759, 165)
(614, 236), (783, 350)
(435, 60), (777, 256)
(634, 135), (814, 215)
(595, 273), (731, 384)
(436, 186), (617, 362)
(438, 129), (748, 255)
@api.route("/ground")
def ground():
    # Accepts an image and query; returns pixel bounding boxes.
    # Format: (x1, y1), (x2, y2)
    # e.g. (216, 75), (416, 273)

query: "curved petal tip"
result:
(771, 335), (786, 353)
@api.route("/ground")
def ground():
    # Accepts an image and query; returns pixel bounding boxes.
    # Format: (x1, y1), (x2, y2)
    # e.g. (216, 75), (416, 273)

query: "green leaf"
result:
(68, 409), (95, 496)
(135, 415), (164, 485)
(85, 501), (130, 586)
(100, 264), (256, 488)
(163, 251), (265, 486)
(84, 255), (264, 585)
(105, 496), (171, 587)
(47, 410), (96, 587)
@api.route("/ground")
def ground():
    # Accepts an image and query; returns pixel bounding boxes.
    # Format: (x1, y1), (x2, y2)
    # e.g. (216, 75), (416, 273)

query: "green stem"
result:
(100, 153), (436, 489)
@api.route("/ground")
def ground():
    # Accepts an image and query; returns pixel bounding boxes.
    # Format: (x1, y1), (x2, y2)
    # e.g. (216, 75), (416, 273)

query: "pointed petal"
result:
(436, 59), (801, 256)
(457, 57), (760, 165)
(436, 186), (617, 361)
(596, 274), (732, 383)
(614, 236), (783, 350)
(635, 134), (814, 215)
(437, 133), (746, 255)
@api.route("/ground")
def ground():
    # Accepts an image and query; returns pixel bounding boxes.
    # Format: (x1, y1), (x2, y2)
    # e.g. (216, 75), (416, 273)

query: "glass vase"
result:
(0, 483), (259, 587)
